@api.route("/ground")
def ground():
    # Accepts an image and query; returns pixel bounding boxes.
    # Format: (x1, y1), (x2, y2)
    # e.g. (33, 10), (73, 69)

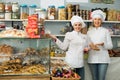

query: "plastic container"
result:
(29, 4), (37, 15)
(20, 4), (28, 19)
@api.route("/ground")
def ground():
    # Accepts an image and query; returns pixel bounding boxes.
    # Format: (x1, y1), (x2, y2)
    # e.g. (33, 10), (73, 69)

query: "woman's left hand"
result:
(84, 47), (90, 52)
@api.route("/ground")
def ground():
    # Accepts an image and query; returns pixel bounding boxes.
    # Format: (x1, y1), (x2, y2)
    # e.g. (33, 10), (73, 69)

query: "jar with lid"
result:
(47, 5), (56, 20)
(58, 6), (66, 20)
(35, 8), (47, 25)
(20, 4), (28, 19)
(12, 2), (19, 12)
(0, 2), (5, 12)
(0, 13), (4, 19)
(66, 4), (72, 20)
(12, 12), (19, 19)
(0, 22), (5, 29)
(5, 2), (12, 12)
(29, 4), (37, 16)
(5, 12), (11, 19)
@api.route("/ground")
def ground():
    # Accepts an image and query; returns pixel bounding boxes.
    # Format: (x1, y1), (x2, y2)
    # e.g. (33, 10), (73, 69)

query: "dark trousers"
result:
(74, 67), (85, 80)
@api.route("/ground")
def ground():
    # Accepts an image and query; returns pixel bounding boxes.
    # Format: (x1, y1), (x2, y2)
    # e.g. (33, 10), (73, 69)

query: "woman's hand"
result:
(84, 47), (90, 52)
(84, 47), (90, 53)
(89, 43), (100, 51)
(96, 42), (104, 46)
(49, 34), (57, 41)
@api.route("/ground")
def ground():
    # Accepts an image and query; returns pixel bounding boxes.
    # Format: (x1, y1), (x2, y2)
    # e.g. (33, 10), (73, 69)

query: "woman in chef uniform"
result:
(87, 10), (113, 80)
(49, 15), (88, 80)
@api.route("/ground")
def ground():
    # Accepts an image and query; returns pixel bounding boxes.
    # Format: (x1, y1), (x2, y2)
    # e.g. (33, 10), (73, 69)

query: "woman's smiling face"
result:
(93, 18), (102, 28)
(73, 22), (82, 32)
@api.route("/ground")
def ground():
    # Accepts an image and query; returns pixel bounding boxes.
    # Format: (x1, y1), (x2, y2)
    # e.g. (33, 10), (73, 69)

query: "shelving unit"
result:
(0, 19), (120, 48)
(0, 19), (119, 23)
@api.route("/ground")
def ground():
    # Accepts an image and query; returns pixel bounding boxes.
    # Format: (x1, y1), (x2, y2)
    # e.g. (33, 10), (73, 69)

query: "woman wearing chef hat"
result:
(87, 10), (113, 80)
(49, 15), (89, 80)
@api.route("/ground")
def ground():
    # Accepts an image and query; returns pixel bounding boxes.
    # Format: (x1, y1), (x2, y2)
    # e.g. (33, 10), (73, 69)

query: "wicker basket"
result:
(51, 77), (80, 80)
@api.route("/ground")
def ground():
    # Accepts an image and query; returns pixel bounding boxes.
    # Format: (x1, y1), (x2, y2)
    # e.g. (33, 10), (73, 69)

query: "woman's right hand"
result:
(49, 34), (57, 41)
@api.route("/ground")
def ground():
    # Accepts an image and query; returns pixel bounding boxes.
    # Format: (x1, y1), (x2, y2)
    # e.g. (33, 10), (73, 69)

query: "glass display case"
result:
(0, 38), (51, 79)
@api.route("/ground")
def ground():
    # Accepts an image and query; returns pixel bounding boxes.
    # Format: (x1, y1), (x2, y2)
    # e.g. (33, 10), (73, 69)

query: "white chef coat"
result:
(55, 31), (88, 68)
(87, 27), (113, 63)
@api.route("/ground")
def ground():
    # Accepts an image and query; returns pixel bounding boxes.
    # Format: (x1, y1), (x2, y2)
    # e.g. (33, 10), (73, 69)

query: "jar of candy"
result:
(47, 5), (56, 20)
(66, 4), (72, 20)
(5, 2), (12, 12)
(58, 6), (66, 20)
(29, 4), (37, 15)
(0, 2), (5, 12)
(0, 13), (5, 19)
(12, 12), (19, 19)
(20, 4), (28, 19)
(5, 12), (11, 19)
(35, 8), (47, 25)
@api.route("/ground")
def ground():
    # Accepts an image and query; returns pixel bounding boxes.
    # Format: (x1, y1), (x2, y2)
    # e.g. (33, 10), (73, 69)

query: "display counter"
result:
(0, 38), (51, 80)
(0, 74), (50, 80)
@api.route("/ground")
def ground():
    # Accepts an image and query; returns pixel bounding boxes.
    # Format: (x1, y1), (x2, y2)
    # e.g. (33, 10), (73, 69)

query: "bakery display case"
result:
(0, 38), (51, 80)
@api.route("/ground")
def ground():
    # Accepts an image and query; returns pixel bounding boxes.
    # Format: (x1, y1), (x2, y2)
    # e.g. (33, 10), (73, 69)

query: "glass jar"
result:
(35, 8), (47, 25)
(5, 2), (12, 12)
(12, 12), (19, 19)
(66, 4), (72, 20)
(12, 2), (19, 12)
(47, 5), (56, 20)
(20, 4), (28, 19)
(0, 2), (5, 12)
(29, 4), (37, 15)
(58, 6), (66, 20)
(5, 12), (11, 19)
(0, 13), (5, 19)
(0, 22), (5, 29)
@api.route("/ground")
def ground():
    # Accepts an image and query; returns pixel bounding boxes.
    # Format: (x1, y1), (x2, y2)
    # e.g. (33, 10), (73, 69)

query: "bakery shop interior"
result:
(0, 0), (120, 80)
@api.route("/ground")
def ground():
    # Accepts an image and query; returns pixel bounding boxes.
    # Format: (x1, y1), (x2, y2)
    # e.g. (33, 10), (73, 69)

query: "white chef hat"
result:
(71, 15), (86, 28)
(91, 10), (106, 21)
